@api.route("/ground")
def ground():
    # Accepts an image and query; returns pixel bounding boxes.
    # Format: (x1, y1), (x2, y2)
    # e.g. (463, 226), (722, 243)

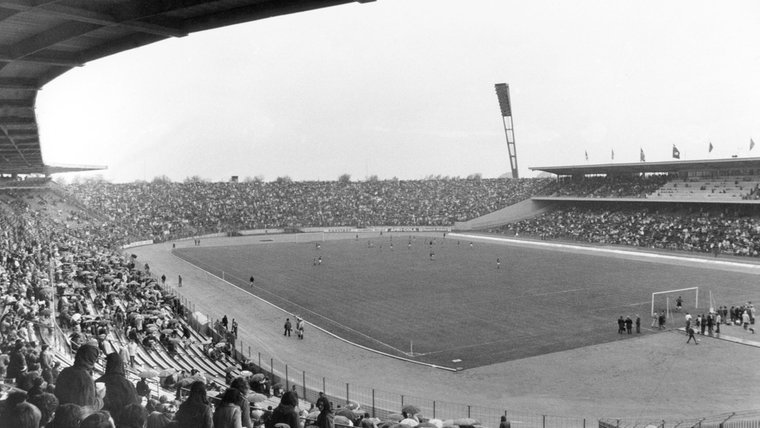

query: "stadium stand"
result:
(1, 174), (759, 428)
(66, 178), (551, 243)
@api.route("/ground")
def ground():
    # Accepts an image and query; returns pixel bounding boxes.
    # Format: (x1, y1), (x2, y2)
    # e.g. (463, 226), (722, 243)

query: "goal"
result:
(651, 287), (698, 320)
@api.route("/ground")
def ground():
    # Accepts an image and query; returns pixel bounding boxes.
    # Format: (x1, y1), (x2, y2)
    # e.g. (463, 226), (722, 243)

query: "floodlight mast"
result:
(495, 83), (519, 179)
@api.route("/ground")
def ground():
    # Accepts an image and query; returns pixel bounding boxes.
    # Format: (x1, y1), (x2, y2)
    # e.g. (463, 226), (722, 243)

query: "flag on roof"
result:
(672, 145), (680, 159)
(708, 142), (713, 153)
(585, 150), (588, 161)
(640, 148), (646, 162)
(611, 149), (615, 160)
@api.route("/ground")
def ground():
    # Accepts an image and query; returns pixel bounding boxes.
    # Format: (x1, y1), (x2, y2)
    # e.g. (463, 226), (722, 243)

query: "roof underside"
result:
(0, 0), (370, 175)
(531, 157), (760, 176)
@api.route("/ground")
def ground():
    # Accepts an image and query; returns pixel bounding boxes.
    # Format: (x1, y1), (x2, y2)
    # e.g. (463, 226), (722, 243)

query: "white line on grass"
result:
(172, 250), (459, 372)
(450, 233), (760, 271)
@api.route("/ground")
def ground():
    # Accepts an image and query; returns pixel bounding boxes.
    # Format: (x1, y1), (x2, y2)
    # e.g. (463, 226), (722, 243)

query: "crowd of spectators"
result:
(3, 172), (760, 426)
(65, 178), (552, 244)
(0, 188), (247, 427)
(0, 186), (459, 428)
(537, 174), (670, 198)
(499, 204), (760, 257)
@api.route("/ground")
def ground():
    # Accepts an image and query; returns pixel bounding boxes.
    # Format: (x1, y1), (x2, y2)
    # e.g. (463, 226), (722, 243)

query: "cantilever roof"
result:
(530, 157), (760, 176)
(0, 0), (373, 175)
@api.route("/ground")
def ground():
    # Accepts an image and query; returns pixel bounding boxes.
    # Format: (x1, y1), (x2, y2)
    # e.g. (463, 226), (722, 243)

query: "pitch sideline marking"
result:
(449, 233), (760, 272)
(171, 250), (459, 372)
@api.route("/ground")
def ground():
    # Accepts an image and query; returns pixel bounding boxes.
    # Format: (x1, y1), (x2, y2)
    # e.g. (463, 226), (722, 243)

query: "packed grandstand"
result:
(1, 167), (759, 427)
(1, 1), (757, 427)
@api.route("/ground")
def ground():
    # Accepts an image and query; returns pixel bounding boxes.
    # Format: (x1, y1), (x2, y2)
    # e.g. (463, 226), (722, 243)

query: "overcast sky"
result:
(35, 0), (760, 183)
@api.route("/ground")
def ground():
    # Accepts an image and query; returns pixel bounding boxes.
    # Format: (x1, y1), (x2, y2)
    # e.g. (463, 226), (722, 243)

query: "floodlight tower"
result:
(494, 83), (519, 178)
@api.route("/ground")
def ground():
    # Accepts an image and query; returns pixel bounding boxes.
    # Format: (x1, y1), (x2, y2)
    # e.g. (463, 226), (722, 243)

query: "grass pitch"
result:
(174, 233), (757, 369)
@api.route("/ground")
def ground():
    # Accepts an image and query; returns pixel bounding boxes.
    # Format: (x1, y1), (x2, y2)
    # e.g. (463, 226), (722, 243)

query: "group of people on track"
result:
(283, 317), (305, 339)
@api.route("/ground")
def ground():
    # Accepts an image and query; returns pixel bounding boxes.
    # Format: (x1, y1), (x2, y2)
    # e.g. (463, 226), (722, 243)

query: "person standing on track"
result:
(296, 317), (304, 339)
(686, 325), (698, 344)
(249, 276), (254, 288)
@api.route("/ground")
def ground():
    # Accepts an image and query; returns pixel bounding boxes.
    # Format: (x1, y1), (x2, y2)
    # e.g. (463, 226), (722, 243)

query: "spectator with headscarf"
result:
(53, 344), (103, 409)
(95, 351), (140, 424)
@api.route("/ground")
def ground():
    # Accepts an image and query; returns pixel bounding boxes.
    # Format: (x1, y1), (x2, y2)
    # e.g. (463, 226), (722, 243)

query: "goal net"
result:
(651, 287), (699, 321)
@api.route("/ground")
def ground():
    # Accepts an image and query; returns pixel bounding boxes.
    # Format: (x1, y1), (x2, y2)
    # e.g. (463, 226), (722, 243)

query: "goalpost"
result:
(651, 287), (698, 319)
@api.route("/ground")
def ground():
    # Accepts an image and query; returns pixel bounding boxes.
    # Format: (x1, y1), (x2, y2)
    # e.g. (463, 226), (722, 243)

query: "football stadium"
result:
(0, 2), (759, 428)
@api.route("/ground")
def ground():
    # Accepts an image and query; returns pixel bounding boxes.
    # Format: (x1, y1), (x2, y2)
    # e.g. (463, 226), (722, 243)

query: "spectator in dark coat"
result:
(316, 398), (334, 428)
(95, 351), (140, 424)
(136, 377), (151, 398)
(6, 340), (27, 381)
(53, 344), (103, 410)
(174, 380), (213, 428)
(266, 391), (300, 428)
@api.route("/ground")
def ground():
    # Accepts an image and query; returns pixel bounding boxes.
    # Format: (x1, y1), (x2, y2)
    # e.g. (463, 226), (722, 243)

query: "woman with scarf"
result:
(53, 344), (103, 410)
(95, 351), (140, 424)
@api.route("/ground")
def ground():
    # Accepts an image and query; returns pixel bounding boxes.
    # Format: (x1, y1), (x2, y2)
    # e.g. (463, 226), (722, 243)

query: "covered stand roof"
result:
(531, 157), (760, 176)
(0, 0), (372, 175)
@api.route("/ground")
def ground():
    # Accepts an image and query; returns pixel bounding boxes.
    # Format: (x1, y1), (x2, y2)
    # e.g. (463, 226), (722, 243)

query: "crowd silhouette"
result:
(2, 173), (760, 427)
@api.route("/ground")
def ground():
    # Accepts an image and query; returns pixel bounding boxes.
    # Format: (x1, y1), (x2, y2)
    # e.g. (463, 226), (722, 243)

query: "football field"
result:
(174, 233), (757, 369)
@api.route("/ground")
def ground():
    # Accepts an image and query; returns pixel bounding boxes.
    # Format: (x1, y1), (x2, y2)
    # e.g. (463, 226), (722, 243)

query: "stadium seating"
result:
(1, 178), (759, 428)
